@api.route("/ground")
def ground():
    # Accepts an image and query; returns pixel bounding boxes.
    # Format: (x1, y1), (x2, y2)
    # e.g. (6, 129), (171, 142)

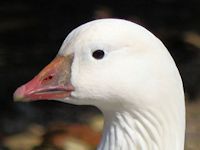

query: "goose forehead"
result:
(58, 19), (159, 56)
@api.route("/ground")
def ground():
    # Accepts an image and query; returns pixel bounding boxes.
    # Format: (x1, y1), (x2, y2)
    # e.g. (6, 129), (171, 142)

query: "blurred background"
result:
(0, 0), (200, 150)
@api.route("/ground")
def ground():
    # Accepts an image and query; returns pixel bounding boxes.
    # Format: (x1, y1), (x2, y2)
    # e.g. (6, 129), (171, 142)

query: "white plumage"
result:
(14, 19), (185, 150)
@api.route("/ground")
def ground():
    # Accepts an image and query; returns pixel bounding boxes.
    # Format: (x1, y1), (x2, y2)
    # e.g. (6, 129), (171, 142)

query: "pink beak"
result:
(13, 55), (74, 102)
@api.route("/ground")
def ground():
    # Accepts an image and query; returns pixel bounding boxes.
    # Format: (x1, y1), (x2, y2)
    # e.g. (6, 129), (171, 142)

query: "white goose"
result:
(14, 19), (185, 150)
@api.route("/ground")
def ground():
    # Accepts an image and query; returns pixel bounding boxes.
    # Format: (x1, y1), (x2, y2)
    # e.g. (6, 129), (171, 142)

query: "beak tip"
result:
(13, 86), (26, 102)
(13, 95), (23, 102)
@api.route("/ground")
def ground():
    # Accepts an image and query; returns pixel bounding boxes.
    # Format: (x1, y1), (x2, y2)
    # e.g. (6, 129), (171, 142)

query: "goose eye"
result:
(92, 50), (105, 59)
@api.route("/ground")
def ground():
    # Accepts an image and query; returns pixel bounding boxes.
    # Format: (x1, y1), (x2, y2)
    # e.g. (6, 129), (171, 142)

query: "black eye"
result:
(92, 50), (105, 59)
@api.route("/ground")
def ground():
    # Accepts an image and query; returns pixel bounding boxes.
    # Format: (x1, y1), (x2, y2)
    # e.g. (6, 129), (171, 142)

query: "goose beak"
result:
(14, 55), (74, 102)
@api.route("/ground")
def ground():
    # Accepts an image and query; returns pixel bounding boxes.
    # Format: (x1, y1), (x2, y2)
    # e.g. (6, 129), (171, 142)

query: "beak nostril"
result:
(43, 75), (54, 82)
(48, 75), (53, 80)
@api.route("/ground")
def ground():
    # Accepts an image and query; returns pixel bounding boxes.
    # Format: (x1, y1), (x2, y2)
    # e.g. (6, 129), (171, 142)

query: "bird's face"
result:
(14, 19), (176, 110)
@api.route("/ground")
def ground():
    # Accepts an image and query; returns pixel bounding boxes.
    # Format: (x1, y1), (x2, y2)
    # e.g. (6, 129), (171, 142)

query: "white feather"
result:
(59, 19), (185, 150)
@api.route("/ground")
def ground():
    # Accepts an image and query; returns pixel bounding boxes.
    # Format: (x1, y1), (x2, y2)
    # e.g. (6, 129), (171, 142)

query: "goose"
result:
(14, 19), (185, 150)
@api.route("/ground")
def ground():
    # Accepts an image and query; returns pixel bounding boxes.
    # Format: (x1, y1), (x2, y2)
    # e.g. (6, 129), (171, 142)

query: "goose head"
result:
(14, 19), (185, 150)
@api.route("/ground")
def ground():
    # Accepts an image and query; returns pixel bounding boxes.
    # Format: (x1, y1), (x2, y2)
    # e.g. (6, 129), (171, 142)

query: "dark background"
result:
(0, 0), (200, 149)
